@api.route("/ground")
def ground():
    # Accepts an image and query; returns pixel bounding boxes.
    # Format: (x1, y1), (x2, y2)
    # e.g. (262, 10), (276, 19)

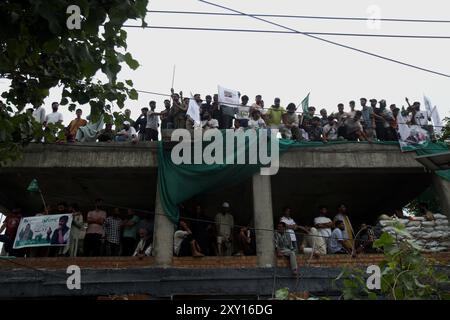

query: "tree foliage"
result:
(440, 117), (450, 142)
(0, 0), (148, 164)
(335, 223), (450, 300)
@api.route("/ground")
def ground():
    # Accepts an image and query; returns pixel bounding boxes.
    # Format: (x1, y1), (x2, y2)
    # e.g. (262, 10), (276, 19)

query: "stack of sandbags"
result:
(377, 214), (449, 252)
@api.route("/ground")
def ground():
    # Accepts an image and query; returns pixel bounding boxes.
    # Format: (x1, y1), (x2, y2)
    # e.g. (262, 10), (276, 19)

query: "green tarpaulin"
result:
(157, 133), (450, 224)
(415, 141), (450, 181)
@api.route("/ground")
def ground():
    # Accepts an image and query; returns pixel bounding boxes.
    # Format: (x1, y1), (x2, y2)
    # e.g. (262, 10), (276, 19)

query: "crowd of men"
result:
(0, 199), (437, 276)
(28, 90), (434, 144)
(0, 199), (154, 258)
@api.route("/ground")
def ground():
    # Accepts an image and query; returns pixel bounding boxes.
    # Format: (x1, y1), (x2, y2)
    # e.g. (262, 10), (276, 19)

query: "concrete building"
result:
(0, 142), (449, 298)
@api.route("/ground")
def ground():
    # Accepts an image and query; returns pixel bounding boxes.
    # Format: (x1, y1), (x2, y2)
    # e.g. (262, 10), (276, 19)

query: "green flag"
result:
(27, 179), (40, 193)
(301, 93), (310, 118)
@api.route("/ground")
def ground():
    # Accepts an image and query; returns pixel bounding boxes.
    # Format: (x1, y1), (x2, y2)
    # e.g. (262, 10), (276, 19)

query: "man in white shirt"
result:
(248, 109), (266, 129)
(115, 121), (138, 143)
(280, 207), (298, 252)
(405, 98), (431, 127)
(413, 109), (431, 126)
(201, 111), (219, 130)
(133, 228), (152, 258)
(44, 102), (63, 125)
(313, 205), (333, 254)
(43, 102), (63, 141)
(322, 116), (338, 142)
(173, 219), (204, 257)
(145, 101), (160, 141)
(235, 95), (250, 128)
(215, 202), (234, 256)
(32, 105), (46, 124)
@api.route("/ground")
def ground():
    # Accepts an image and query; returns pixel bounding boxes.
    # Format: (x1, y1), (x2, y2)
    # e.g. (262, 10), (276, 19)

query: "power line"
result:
(147, 10), (450, 24)
(123, 25), (450, 39)
(196, 0), (450, 79)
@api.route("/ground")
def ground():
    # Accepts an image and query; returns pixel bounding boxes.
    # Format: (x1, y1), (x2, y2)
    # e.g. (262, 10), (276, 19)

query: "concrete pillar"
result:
(153, 184), (175, 267)
(252, 174), (275, 267)
(432, 173), (450, 218)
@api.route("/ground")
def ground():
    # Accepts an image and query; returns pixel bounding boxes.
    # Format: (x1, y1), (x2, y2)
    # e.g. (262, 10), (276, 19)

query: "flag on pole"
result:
(186, 95), (201, 128)
(27, 179), (40, 193)
(27, 178), (48, 211)
(424, 95), (433, 116)
(424, 95), (443, 134)
(300, 93), (310, 118)
(431, 106), (443, 131)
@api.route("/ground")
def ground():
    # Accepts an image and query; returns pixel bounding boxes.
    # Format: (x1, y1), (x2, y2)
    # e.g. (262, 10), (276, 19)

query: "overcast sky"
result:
(2, 0), (450, 124)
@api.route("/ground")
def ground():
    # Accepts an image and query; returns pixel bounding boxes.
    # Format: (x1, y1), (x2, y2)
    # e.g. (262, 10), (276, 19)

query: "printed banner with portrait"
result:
(13, 214), (73, 249)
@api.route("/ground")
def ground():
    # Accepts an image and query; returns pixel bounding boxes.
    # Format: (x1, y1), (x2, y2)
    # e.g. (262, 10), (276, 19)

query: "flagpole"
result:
(39, 189), (48, 213)
(170, 65), (176, 104)
(171, 65), (176, 89)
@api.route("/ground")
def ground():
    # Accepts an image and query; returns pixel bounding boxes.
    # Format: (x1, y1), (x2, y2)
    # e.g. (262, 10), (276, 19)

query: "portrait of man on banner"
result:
(13, 214), (73, 249)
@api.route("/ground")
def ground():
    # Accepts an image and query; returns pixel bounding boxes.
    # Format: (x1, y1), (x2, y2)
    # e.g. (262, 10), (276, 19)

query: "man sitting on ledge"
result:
(174, 219), (204, 257)
(274, 222), (298, 275)
(115, 121), (138, 143)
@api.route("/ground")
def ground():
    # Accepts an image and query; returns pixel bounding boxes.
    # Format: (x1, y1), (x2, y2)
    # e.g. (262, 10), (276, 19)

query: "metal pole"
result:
(39, 189), (47, 213)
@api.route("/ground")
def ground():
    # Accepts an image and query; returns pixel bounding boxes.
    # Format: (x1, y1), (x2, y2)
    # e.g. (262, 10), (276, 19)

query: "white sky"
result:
(1, 0), (450, 124)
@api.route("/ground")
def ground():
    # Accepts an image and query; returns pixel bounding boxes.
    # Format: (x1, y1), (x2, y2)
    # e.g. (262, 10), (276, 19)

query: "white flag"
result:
(431, 106), (443, 133)
(424, 95), (443, 132)
(423, 95), (433, 116)
(186, 96), (201, 128)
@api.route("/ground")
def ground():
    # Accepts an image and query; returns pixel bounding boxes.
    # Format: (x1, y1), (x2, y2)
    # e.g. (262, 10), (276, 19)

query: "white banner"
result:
(397, 113), (430, 152)
(13, 214), (73, 249)
(218, 85), (240, 108)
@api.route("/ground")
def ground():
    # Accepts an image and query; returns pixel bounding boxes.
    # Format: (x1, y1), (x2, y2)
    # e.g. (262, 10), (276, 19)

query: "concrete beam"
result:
(0, 266), (343, 298)
(279, 144), (423, 169)
(432, 173), (450, 218)
(252, 174), (275, 268)
(2, 143), (423, 170)
(3, 143), (159, 169)
(153, 184), (175, 267)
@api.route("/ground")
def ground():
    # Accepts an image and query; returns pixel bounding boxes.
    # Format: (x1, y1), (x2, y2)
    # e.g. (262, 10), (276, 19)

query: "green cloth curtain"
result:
(157, 132), (265, 224)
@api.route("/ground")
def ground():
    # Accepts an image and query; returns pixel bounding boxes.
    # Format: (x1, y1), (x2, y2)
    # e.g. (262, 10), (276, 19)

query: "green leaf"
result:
(68, 104), (77, 112)
(125, 79), (133, 87)
(60, 97), (69, 106)
(124, 53), (139, 70)
(373, 232), (394, 248)
(128, 89), (138, 100)
(275, 288), (289, 300)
